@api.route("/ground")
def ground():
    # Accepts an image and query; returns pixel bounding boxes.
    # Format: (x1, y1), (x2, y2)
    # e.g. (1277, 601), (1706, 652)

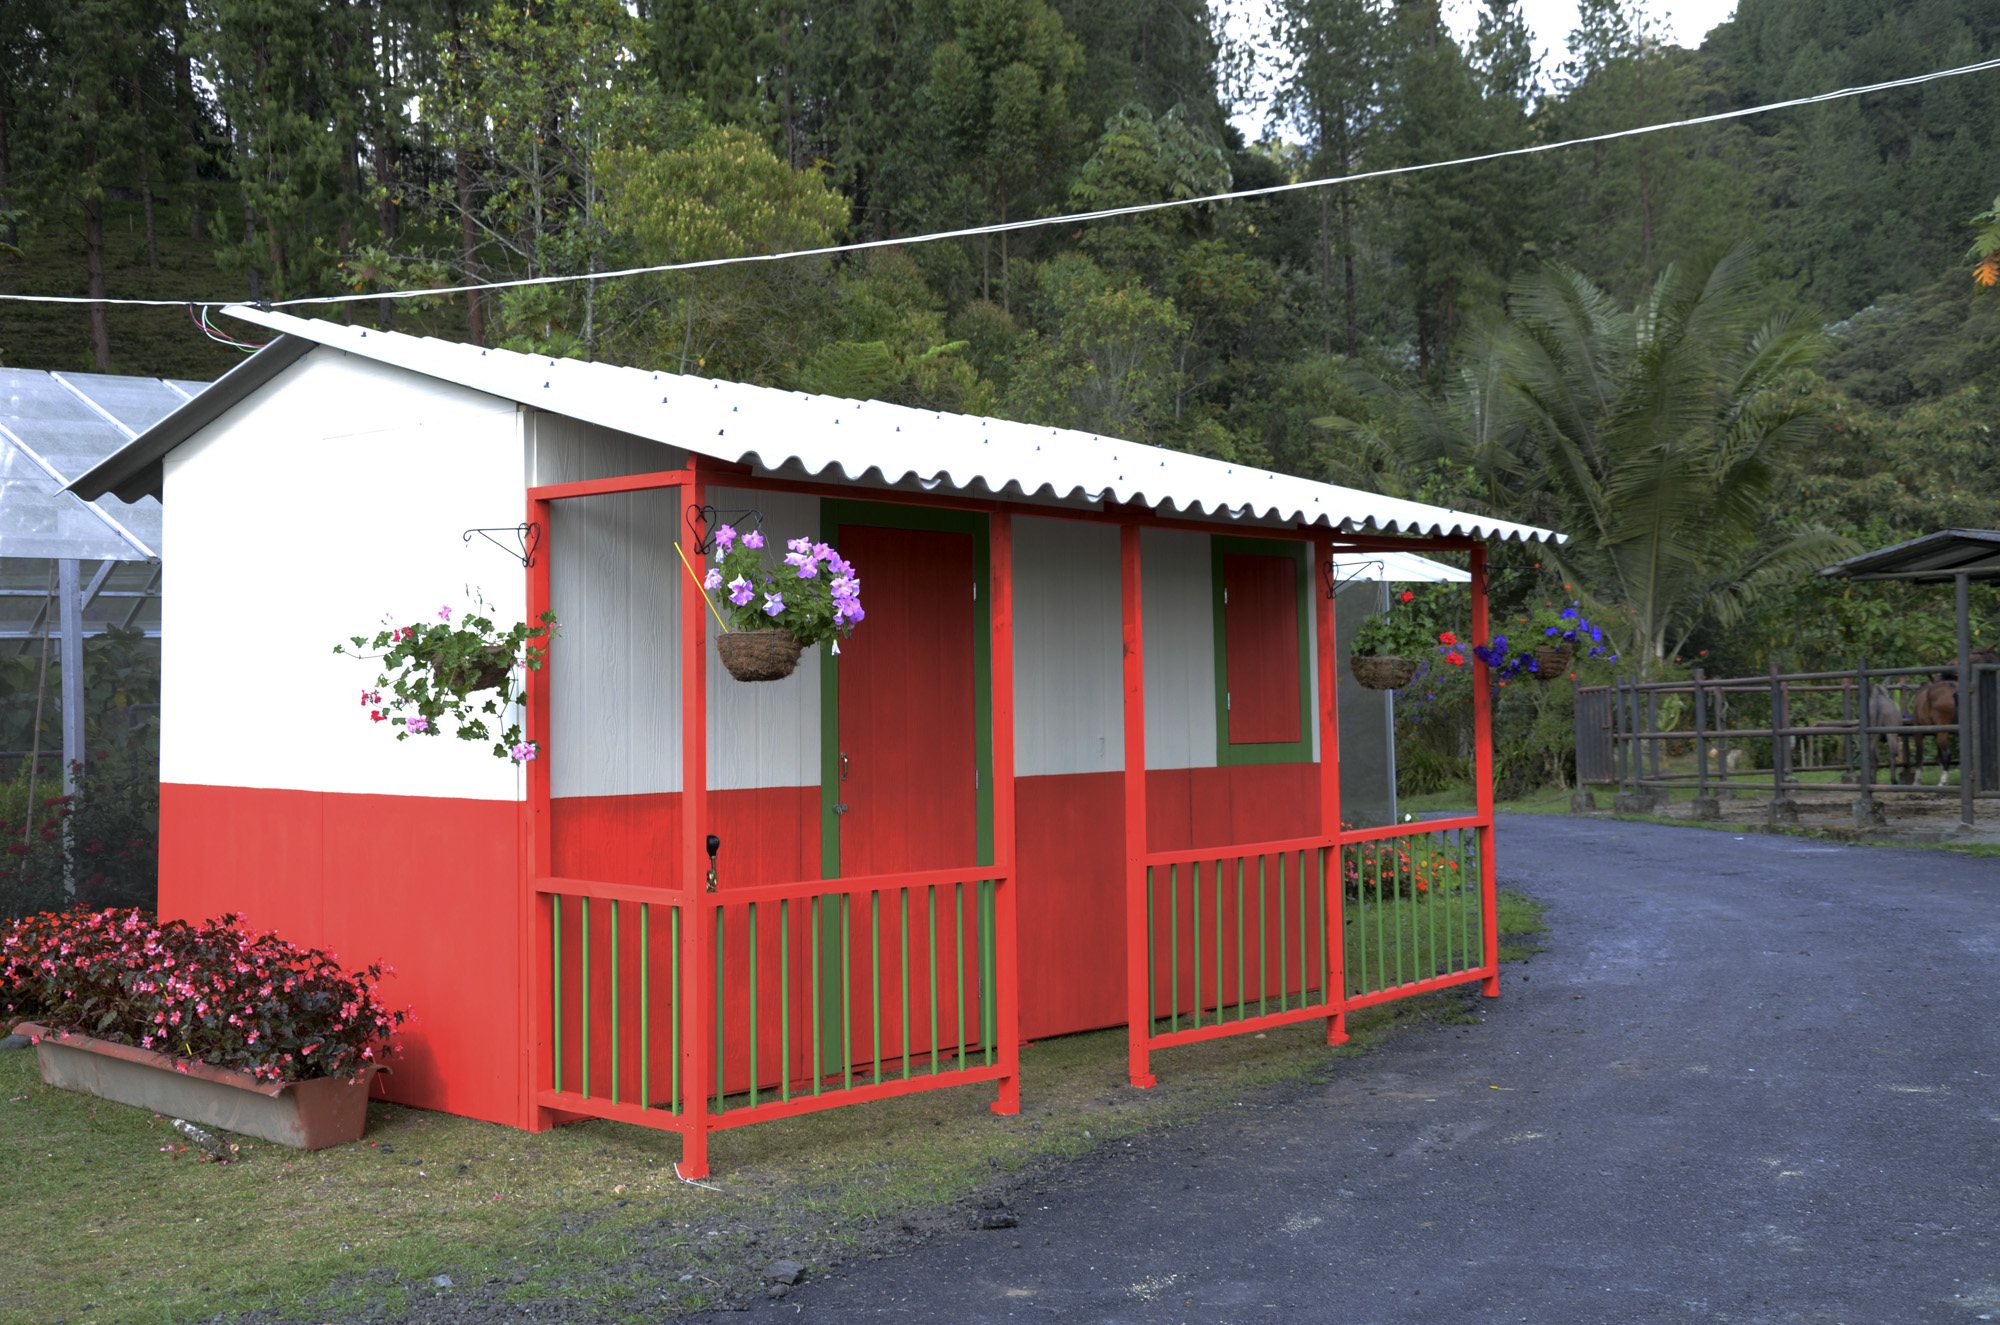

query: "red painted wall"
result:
(159, 784), (526, 1126)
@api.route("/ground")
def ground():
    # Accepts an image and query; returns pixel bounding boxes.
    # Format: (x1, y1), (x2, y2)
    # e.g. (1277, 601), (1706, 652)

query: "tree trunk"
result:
(0, 100), (15, 250)
(458, 152), (481, 343)
(85, 190), (111, 369)
(173, 10), (204, 241)
(134, 77), (159, 269)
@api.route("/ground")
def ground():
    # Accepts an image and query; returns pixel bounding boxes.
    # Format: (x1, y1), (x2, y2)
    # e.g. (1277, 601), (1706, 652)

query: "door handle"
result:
(833, 803), (850, 816)
(840, 752), (850, 781)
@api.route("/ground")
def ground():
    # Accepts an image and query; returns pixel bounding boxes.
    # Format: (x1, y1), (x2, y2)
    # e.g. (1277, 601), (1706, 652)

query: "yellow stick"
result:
(674, 540), (731, 632)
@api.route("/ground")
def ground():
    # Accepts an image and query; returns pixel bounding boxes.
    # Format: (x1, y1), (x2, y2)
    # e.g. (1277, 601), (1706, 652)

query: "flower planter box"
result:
(16, 1023), (376, 1150)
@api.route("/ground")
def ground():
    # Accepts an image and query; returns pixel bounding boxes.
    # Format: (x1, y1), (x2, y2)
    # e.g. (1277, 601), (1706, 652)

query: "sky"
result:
(1215, 0), (1742, 139)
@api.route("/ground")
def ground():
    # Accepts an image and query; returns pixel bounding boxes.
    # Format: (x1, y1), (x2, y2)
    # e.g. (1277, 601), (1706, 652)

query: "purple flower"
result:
(812, 542), (836, 563)
(763, 592), (785, 617)
(787, 536), (812, 555)
(703, 568), (723, 592)
(827, 555), (853, 577)
(831, 575), (859, 598)
(728, 576), (755, 607)
(405, 715), (430, 734)
(742, 530), (764, 550)
(511, 741), (538, 763)
(438, 605), (452, 622)
(715, 524), (737, 550)
(795, 560), (820, 579)
(842, 601), (866, 623)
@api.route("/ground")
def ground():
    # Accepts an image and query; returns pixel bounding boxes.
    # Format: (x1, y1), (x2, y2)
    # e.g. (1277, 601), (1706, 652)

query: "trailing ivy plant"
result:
(335, 594), (557, 763)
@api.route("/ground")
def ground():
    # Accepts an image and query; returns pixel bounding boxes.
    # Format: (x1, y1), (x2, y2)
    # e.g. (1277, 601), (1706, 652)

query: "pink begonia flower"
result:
(715, 524), (737, 550)
(703, 568), (723, 592)
(742, 530), (764, 549)
(763, 592), (785, 617)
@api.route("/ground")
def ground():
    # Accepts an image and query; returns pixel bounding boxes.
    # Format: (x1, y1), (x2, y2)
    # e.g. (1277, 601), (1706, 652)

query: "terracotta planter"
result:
(716, 629), (803, 682)
(1350, 654), (1419, 691)
(16, 1023), (377, 1150)
(1531, 644), (1574, 681)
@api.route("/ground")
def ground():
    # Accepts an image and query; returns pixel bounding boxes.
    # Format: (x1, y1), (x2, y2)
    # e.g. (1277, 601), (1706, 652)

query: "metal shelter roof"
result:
(1816, 530), (2000, 583)
(71, 308), (1561, 546)
(1, 368), (206, 561)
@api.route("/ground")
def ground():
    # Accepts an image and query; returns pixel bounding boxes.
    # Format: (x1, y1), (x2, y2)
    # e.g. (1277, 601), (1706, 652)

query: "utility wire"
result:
(6, 53), (1999, 313)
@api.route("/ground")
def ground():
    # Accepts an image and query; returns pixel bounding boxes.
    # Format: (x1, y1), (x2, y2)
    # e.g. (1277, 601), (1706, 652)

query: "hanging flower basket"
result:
(1350, 654), (1420, 691)
(701, 525), (862, 682)
(1531, 643), (1574, 681)
(716, 629), (804, 683)
(429, 643), (514, 695)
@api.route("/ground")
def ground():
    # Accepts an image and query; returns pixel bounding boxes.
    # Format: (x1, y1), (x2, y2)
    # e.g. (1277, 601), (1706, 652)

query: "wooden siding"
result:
(1012, 517), (1121, 777)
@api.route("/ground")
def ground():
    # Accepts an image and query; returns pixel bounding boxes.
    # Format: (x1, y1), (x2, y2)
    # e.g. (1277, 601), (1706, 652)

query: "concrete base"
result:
(1571, 789), (1598, 813)
(1766, 797), (1801, 826)
(1853, 798), (1888, 829)
(1613, 793), (1657, 816)
(1690, 797), (1721, 821)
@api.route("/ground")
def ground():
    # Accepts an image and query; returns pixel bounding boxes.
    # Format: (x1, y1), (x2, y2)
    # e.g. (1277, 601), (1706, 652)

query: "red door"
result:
(834, 524), (979, 875)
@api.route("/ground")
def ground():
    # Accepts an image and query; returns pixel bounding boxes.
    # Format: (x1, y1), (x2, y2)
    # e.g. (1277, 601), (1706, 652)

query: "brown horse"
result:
(1909, 648), (2000, 787)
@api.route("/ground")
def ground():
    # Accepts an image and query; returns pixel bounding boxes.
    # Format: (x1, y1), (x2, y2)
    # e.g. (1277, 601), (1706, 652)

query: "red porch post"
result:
(523, 493), (556, 1130)
(1120, 524), (1155, 1088)
(988, 512), (1021, 1115)
(1470, 543), (1501, 998)
(1316, 534), (1348, 1046)
(677, 463), (713, 1179)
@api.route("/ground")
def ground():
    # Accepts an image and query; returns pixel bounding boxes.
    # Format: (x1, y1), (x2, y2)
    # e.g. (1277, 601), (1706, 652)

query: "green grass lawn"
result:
(1, 893), (1546, 1324)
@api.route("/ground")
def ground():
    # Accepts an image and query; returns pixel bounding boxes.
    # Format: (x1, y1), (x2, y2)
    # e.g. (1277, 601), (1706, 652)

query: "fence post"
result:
(988, 511), (1022, 1115)
(676, 467), (712, 1181)
(1315, 536), (1347, 1046)
(1855, 657), (1885, 828)
(1956, 571), (1976, 830)
(1691, 669), (1718, 819)
(1768, 663), (1798, 825)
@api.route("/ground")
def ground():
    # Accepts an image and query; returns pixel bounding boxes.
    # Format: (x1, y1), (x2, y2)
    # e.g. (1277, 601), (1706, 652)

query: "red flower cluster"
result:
(1341, 831), (1459, 901)
(1, 909), (408, 1084)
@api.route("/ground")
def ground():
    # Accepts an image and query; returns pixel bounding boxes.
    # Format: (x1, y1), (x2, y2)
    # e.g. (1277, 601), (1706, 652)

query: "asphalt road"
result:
(714, 815), (2000, 1324)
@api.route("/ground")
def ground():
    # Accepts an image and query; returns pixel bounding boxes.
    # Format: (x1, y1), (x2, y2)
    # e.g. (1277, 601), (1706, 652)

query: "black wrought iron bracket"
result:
(1322, 555), (1385, 599)
(685, 504), (764, 555)
(464, 522), (542, 568)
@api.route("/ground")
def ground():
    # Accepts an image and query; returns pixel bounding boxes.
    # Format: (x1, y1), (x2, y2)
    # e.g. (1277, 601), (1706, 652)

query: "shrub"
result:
(1, 908), (407, 1083)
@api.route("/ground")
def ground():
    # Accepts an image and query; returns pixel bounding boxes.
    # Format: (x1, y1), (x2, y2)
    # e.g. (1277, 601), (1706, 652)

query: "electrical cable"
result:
(5, 53), (1999, 313)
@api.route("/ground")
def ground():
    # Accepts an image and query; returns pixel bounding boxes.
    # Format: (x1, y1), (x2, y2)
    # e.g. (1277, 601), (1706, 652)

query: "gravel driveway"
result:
(705, 815), (2000, 1323)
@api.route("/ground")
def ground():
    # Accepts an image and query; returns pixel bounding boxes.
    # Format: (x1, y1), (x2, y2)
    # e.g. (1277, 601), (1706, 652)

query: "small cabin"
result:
(73, 309), (1552, 1176)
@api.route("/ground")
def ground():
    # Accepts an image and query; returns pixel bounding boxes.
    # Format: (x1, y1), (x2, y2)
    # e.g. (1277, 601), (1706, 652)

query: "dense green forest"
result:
(3, 0), (1998, 793)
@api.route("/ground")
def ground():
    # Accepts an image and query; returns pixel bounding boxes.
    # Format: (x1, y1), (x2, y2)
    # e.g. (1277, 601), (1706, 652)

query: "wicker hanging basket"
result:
(1350, 654), (1420, 691)
(1531, 644), (1574, 681)
(430, 645), (514, 695)
(716, 629), (804, 682)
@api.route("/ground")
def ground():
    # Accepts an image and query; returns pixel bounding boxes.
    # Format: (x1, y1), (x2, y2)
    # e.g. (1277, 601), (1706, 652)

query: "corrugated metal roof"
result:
(0, 368), (206, 561)
(80, 307), (1560, 545)
(1817, 529), (2000, 583)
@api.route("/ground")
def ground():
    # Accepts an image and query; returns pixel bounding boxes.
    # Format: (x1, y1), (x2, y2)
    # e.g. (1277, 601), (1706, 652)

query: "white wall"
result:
(162, 348), (527, 799)
(1013, 517), (1121, 777)
(704, 487), (820, 791)
(1140, 528), (1218, 770)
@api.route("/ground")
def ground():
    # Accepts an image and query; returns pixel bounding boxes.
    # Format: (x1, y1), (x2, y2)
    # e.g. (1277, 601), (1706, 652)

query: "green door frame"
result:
(1211, 535), (1315, 767)
(818, 499), (996, 880)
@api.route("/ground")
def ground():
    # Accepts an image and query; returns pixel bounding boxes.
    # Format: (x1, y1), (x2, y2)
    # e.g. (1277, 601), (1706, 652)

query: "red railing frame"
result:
(1119, 530), (1502, 1084)
(522, 460), (1021, 1177)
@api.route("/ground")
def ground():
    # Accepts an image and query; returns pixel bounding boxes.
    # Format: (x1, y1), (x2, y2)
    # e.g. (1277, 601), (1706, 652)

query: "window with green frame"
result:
(1210, 537), (1313, 766)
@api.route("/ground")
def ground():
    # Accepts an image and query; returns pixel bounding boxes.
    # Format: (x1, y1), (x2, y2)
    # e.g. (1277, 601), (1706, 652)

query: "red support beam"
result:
(1316, 534), (1348, 1045)
(1470, 543), (1501, 998)
(987, 511), (1021, 1117)
(1119, 524), (1155, 1089)
(676, 464), (712, 1179)
(522, 494), (555, 1130)
(526, 469), (691, 502)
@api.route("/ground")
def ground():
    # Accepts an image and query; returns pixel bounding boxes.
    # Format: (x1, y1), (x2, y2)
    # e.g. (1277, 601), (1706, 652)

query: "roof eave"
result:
(66, 334), (313, 503)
